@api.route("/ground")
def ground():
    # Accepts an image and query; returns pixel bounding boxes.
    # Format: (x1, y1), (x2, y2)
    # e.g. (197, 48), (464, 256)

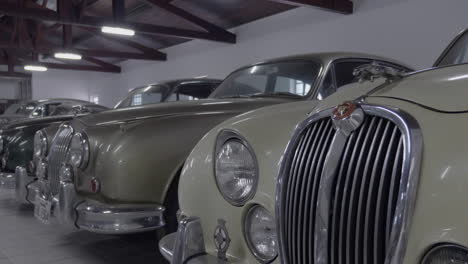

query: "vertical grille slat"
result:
(373, 126), (400, 263)
(47, 126), (73, 195)
(279, 107), (410, 264)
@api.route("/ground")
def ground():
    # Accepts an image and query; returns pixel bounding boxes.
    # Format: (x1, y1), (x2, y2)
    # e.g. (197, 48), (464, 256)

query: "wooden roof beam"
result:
(267, 0), (353, 14)
(0, 3), (236, 43)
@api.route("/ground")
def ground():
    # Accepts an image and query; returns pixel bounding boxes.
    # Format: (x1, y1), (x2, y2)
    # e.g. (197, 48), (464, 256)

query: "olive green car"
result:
(161, 29), (468, 264)
(33, 54), (411, 235)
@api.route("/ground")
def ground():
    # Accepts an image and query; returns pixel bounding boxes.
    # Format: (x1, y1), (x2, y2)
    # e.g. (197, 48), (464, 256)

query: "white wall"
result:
(0, 79), (20, 99)
(32, 0), (468, 107)
(32, 69), (120, 107)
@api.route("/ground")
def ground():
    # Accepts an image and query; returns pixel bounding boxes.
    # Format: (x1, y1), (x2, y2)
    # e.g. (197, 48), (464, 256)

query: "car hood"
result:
(78, 98), (295, 127)
(367, 63), (468, 112)
(1, 115), (77, 131)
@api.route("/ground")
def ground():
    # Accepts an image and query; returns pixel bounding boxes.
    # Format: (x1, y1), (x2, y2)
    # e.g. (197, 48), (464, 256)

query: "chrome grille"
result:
(47, 125), (73, 195)
(278, 105), (418, 264)
(328, 117), (403, 264)
(284, 118), (335, 263)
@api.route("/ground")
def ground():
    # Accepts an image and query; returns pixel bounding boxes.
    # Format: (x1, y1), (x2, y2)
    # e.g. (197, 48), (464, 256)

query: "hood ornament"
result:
(214, 219), (230, 260)
(353, 61), (405, 83)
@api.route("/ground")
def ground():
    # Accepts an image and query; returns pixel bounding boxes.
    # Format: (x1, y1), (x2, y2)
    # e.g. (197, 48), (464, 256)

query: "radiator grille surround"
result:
(47, 124), (74, 195)
(276, 103), (421, 264)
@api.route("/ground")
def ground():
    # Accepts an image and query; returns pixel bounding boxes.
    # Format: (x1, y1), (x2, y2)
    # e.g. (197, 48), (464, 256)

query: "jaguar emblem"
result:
(332, 102), (356, 120)
(214, 219), (230, 260)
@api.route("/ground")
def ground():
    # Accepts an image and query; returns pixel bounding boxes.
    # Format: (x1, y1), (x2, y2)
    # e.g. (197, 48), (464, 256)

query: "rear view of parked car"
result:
(31, 53), (411, 236)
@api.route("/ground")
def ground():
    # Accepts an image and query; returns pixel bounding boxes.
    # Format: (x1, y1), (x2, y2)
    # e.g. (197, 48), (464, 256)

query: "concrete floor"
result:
(0, 190), (168, 264)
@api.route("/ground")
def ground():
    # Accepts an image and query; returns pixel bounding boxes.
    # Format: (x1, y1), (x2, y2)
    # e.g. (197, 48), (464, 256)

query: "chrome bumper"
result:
(53, 179), (166, 234)
(0, 171), (15, 189)
(159, 217), (224, 264)
(14, 166), (39, 204)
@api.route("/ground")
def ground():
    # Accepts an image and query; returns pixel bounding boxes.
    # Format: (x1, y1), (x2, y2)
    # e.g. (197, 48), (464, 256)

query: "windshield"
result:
(209, 61), (321, 99)
(436, 30), (468, 67)
(17, 102), (37, 115)
(115, 84), (171, 109)
(3, 104), (20, 115)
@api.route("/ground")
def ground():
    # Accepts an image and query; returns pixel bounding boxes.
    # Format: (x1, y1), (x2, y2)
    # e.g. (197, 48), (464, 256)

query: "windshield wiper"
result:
(249, 92), (303, 98)
(216, 95), (253, 99)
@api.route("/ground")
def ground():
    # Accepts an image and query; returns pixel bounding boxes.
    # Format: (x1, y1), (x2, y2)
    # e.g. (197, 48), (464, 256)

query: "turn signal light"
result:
(91, 178), (100, 193)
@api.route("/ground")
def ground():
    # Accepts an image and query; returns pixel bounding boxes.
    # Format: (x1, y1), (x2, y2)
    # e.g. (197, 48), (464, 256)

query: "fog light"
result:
(244, 205), (278, 263)
(90, 178), (100, 193)
(36, 160), (47, 180)
(1, 156), (7, 169)
(59, 164), (73, 183)
(422, 244), (468, 264)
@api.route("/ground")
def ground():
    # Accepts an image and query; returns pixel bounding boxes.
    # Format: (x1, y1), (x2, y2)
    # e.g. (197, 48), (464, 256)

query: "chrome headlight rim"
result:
(214, 130), (259, 207)
(0, 135), (4, 154)
(68, 132), (90, 169)
(421, 243), (468, 263)
(33, 130), (48, 158)
(243, 204), (278, 263)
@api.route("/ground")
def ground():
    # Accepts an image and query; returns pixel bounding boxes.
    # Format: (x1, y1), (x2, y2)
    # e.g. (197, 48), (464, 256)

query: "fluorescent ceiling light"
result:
(24, 65), (48, 72)
(101, 26), (135, 36)
(54, 52), (82, 60)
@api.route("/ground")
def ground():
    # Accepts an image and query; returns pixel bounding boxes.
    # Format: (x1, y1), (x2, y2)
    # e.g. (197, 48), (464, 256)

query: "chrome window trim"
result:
(275, 103), (422, 264)
(213, 129), (259, 207)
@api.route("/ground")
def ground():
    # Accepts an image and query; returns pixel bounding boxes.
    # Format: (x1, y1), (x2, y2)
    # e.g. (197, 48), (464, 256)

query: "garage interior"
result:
(0, 0), (467, 264)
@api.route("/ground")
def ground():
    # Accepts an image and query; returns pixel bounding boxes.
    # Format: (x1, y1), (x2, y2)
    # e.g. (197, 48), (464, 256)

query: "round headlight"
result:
(67, 133), (89, 168)
(244, 205), (278, 263)
(33, 130), (48, 158)
(422, 244), (468, 264)
(215, 132), (258, 206)
(0, 135), (4, 154)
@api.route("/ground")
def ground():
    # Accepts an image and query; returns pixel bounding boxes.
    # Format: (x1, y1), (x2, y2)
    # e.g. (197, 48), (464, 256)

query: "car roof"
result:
(145, 78), (223, 88)
(248, 52), (414, 71)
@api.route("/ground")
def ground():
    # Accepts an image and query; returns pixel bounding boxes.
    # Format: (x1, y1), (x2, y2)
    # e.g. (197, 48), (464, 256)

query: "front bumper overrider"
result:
(14, 166), (39, 204)
(37, 167), (166, 234)
(159, 217), (224, 264)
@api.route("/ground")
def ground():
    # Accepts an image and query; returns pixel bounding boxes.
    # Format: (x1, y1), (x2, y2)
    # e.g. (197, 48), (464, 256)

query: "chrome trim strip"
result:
(75, 200), (165, 234)
(315, 107), (365, 264)
(276, 103), (422, 264)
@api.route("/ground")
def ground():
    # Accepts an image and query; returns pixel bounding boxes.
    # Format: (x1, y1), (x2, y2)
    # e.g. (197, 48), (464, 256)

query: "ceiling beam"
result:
(0, 3), (236, 43)
(268, 0), (353, 14)
(0, 71), (31, 79)
(0, 41), (167, 61)
(82, 56), (121, 72)
(143, 0), (236, 42)
(19, 60), (121, 73)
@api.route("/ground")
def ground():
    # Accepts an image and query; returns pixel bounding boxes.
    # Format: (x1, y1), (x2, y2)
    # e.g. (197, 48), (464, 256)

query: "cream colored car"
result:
(160, 29), (468, 264)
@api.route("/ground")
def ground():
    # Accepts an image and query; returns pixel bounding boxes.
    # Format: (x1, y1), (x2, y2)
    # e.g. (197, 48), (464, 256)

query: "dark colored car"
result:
(0, 100), (109, 193)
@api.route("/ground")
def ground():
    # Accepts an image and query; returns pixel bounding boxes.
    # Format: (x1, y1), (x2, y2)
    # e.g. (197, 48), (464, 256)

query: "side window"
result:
(167, 83), (217, 102)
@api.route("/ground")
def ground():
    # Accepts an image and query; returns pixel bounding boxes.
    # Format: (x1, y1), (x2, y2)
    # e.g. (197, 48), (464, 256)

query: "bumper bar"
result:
(75, 200), (165, 234)
(159, 217), (224, 264)
(53, 175), (165, 234)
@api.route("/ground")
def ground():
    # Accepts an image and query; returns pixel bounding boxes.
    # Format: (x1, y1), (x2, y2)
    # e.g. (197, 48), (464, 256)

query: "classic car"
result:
(13, 78), (221, 205)
(0, 98), (101, 126)
(160, 29), (468, 264)
(0, 101), (109, 193)
(31, 53), (411, 236)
